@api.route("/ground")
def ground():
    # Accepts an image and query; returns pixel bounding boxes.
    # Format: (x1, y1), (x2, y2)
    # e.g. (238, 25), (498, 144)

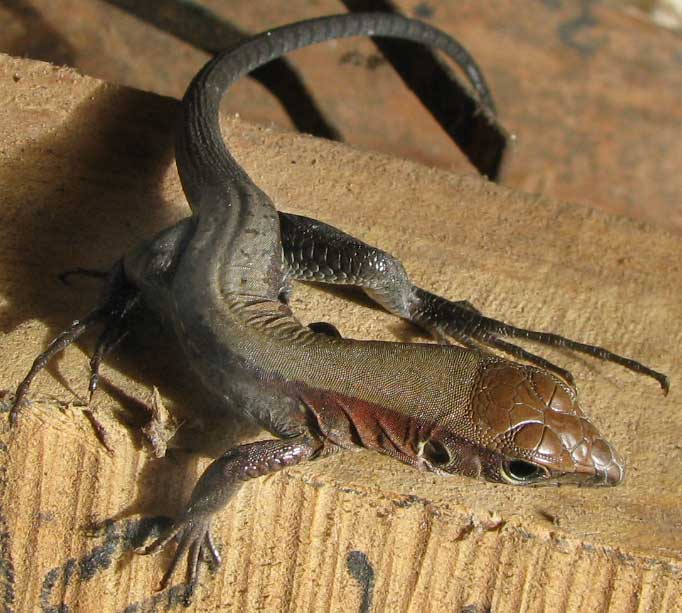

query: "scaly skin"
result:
(8, 13), (667, 595)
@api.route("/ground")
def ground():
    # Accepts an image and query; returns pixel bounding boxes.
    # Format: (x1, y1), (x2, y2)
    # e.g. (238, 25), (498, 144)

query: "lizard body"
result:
(9, 12), (668, 592)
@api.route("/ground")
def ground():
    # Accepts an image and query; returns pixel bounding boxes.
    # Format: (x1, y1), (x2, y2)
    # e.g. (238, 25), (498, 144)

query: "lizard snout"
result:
(577, 436), (625, 486)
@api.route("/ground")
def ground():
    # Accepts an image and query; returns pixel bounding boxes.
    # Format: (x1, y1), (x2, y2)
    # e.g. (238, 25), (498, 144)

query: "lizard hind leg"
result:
(280, 212), (668, 392)
(87, 264), (141, 401)
(410, 286), (669, 393)
(9, 259), (140, 424)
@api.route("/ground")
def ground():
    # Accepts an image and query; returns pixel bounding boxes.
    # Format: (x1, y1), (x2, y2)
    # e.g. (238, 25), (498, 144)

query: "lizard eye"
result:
(422, 439), (450, 466)
(502, 459), (548, 483)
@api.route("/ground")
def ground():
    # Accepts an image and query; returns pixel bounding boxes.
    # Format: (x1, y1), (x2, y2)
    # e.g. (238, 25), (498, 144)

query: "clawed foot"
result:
(8, 260), (140, 426)
(413, 287), (669, 393)
(136, 514), (221, 594)
(134, 436), (318, 596)
(415, 290), (577, 387)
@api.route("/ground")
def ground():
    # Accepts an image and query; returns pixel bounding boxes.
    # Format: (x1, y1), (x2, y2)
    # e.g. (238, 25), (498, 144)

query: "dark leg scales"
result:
(9, 259), (140, 424)
(280, 212), (669, 393)
(137, 434), (322, 594)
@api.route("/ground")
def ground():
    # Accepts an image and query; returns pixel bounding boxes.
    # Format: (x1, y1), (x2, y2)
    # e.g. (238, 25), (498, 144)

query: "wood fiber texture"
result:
(0, 54), (680, 612)
(1, 0), (680, 233)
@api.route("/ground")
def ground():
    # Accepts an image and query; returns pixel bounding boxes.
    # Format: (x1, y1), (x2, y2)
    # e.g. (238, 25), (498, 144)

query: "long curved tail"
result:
(176, 12), (496, 213)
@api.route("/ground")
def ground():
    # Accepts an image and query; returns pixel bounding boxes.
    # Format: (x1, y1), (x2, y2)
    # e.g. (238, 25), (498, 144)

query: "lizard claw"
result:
(8, 260), (140, 422)
(136, 515), (219, 593)
(8, 395), (25, 428)
(203, 528), (222, 566)
(412, 287), (667, 392)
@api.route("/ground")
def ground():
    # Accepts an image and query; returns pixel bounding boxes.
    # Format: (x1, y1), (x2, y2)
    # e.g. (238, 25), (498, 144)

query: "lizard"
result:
(7, 12), (669, 593)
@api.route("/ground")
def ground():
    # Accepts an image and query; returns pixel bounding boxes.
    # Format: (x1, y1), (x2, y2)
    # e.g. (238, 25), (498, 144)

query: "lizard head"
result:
(297, 343), (624, 488)
(423, 361), (625, 487)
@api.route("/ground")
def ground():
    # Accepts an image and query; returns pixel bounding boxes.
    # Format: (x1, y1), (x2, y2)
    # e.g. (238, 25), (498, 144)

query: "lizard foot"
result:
(134, 436), (320, 593)
(412, 286), (669, 393)
(9, 259), (140, 425)
(136, 514), (221, 595)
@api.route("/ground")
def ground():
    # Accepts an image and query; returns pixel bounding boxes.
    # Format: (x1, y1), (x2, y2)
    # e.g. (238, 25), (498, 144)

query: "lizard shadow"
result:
(1, 83), (259, 516)
(102, 0), (342, 141)
(0, 84), (178, 333)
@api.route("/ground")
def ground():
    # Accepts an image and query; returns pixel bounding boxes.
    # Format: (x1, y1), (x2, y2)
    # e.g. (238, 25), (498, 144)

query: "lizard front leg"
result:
(138, 433), (325, 594)
(280, 212), (669, 392)
(8, 259), (141, 423)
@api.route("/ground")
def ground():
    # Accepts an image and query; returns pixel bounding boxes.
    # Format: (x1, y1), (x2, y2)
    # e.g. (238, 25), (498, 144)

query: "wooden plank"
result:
(0, 0), (680, 233)
(0, 53), (680, 612)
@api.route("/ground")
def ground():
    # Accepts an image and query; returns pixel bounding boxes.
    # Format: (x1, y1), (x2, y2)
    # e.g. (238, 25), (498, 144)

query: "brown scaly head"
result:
(298, 342), (624, 487)
(428, 360), (625, 487)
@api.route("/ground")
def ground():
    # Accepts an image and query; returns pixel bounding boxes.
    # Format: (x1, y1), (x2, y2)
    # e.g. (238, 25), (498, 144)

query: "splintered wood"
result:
(0, 54), (680, 612)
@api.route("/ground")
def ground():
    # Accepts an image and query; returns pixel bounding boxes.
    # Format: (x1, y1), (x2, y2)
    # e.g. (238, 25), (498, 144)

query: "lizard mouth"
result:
(546, 451), (625, 487)
(568, 435), (626, 487)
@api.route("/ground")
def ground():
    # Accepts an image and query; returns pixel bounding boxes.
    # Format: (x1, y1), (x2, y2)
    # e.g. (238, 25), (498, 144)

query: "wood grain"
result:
(1, 0), (680, 232)
(0, 54), (680, 612)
